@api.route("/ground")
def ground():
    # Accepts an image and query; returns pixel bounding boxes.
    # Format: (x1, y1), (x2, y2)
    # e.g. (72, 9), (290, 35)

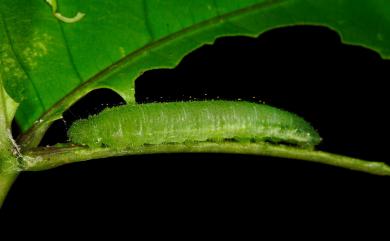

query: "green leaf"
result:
(0, 77), (19, 169)
(0, 81), (18, 132)
(1, 0), (390, 139)
(0, 78), (19, 207)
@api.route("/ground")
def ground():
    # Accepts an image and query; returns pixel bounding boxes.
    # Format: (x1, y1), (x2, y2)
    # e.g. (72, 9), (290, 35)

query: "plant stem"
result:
(0, 171), (18, 208)
(22, 142), (390, 176)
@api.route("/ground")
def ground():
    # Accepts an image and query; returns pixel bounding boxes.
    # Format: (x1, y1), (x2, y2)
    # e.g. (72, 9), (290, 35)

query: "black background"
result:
(2, 26), (390, 223)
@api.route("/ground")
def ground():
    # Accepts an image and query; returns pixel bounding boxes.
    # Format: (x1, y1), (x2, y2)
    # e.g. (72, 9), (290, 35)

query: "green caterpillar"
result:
(68, 101), (321, 149)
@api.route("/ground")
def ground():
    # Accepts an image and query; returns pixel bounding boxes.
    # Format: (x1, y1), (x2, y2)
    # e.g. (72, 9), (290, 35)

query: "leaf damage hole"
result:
(135, 25), (389, 161)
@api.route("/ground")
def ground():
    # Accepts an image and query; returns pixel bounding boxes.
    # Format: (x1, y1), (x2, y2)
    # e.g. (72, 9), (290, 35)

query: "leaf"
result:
(0, 80), (18, 132)
(0, 77), (19, 170)
(0, 79), (19, 207)
(1, 0), (390, 135)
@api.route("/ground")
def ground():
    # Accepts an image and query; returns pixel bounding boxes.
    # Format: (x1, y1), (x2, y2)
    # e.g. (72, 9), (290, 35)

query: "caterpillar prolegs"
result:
(68, 101), (321, 149)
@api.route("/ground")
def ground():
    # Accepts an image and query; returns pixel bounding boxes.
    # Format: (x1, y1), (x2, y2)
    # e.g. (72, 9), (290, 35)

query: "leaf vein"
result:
(57, 21), (83, 84)
(142, 0), (156, 41)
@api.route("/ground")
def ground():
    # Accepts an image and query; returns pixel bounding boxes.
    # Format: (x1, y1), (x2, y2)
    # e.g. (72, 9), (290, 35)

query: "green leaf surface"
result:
(0, 78), (19, 170)
(1, 0), (390, 135)
(0, 79), (19, 207)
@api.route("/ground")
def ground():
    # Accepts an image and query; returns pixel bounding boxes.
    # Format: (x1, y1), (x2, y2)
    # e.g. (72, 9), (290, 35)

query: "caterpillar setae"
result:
(68, 101), (321, 149)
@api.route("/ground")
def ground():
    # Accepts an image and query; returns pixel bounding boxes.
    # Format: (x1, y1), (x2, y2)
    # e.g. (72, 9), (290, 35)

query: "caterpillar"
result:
(68, 101), (321, 149)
